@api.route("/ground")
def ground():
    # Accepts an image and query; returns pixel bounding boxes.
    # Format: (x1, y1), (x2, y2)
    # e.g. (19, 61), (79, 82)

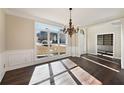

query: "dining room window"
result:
(35, 22), (67, 58)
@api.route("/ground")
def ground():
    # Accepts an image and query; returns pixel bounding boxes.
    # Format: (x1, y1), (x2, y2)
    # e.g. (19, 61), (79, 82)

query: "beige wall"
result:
(87, 21), (121, 59)
(0, 9), (5, 53)
(0, 9), (5, 82)
(6, 15), (35, 50)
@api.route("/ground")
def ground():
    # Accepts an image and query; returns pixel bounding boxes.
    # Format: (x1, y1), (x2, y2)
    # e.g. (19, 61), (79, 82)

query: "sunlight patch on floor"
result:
(29, 64), (50, 85)
(71, 67), (102, 85)
(61, 59), (77, 69)
(54, 72), (77, 85)
(51, 61), (66, 75)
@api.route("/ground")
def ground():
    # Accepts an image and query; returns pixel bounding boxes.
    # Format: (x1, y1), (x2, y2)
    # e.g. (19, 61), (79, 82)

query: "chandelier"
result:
(63, 8), (79, 37)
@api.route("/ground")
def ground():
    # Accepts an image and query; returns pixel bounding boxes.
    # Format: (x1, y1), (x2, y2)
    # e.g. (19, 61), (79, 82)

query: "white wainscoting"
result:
(0, 52), (6, 82)
(5, 49), (35, 71)
(5, 49), (69, 71)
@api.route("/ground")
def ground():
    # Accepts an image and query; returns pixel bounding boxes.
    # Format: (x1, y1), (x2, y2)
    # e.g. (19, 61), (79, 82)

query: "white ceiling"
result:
(6, 8), (124, 26)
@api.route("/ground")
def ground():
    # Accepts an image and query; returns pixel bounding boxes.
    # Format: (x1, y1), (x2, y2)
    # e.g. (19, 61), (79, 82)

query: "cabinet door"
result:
(103, 34), (113, 45)
(97, 35), (103, 45)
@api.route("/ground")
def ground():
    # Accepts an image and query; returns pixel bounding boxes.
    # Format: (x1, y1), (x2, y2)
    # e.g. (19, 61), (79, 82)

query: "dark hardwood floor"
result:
(1, 54), (124, 85)
(81, 54), (121, 70)
(1, 66), (35, 85)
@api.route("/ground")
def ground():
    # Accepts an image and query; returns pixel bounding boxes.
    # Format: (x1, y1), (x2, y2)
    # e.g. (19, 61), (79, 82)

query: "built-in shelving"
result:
(97, 34), (113, 56)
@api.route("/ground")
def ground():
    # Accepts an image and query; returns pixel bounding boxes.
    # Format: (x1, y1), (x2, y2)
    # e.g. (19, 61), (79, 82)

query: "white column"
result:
(121, 19), (124, 69)
(67, 34), (71, 56)
(77, 30), (81, 57)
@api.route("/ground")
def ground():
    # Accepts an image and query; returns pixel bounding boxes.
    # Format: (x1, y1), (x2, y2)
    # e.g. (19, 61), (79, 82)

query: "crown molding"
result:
(4, 9), (124, 29)
(83, 16), (124, 28)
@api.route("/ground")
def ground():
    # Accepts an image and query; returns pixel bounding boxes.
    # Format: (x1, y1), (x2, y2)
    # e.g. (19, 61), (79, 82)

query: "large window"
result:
(35, 22), (67, 58)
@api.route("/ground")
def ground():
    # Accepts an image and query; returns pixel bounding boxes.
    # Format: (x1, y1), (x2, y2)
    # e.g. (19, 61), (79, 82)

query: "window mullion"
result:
(58, 32), (60, 56)
(48, 30), (50, 57)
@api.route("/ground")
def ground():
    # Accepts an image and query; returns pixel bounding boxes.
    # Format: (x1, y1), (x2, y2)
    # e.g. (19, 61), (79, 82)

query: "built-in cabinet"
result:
(97, 34), (113, 56)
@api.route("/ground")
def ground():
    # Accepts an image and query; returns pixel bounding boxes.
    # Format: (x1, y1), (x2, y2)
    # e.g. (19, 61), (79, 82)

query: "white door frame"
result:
(121, 21), (124, 69)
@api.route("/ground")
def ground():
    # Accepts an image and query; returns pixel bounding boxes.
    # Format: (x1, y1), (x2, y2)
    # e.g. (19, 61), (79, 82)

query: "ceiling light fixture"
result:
(63, 8), (79, 37)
